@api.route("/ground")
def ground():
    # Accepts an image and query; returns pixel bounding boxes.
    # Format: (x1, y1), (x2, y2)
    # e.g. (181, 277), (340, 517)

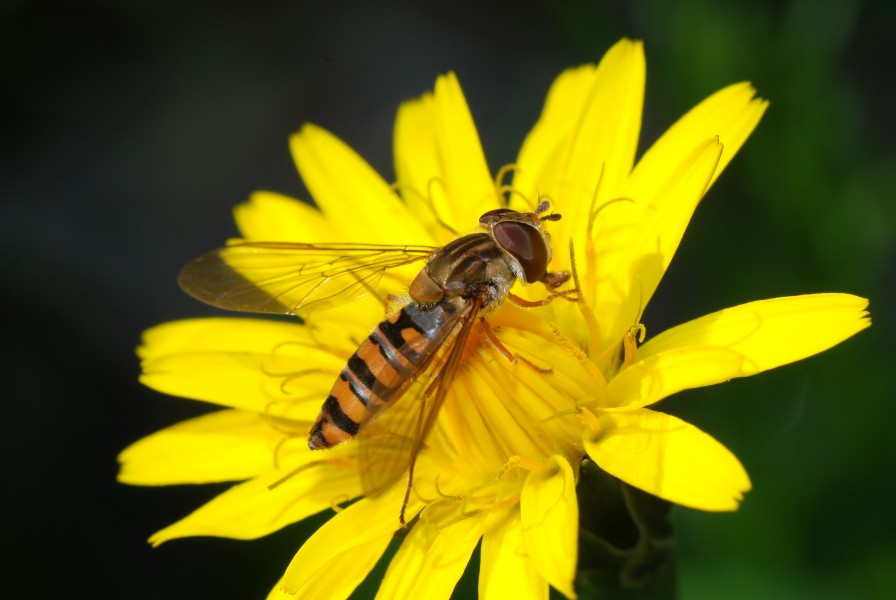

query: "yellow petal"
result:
(638, 294), (871, 373)
(593, 138), (724, 355)
(479, 511), (548, 600)
(628, 82), (767, 200)
(512, 63), (597, 207)
(139, 318), (310, 357)
(589, 83), (766, 353)
(394, 91), (447, 240)
(290, 124), (431, 244)
(138, 318), (342, 416)
(279, 485), (406, 598)
(377, 513), (485, 600)
(520, 455), (578, 599)
(140, 349), (326, 415)
(117, 410), (278, 485)
(266, 578), (294, 600)
(584, 409), (750, 511)
(149, 460), (362, 544)
(515, 38), (645, 253)
(432, 72), (496, 229)
(266, 578), (290, 600)
(394, 72), (495, 238)
(234, 191), (336, 242)
(608, 346), (758, 409)
(421, 311), (598, 479)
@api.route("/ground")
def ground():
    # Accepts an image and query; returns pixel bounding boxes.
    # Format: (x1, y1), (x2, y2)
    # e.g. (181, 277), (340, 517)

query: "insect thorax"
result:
(411, 232), (516, 313)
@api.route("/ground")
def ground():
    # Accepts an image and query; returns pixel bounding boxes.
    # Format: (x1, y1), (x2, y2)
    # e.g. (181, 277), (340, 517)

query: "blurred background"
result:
(4, 0), (893, 598)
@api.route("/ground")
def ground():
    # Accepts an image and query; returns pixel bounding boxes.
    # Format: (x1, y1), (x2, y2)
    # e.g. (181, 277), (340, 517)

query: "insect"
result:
(178, 199), (572, 523)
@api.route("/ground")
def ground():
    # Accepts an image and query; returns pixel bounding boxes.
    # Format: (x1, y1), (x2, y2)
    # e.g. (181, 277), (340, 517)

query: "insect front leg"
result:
(508, 270), (580, 308)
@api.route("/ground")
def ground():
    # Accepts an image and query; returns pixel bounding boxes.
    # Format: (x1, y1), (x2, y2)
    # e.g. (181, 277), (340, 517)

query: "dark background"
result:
(5, 1), (894, 598)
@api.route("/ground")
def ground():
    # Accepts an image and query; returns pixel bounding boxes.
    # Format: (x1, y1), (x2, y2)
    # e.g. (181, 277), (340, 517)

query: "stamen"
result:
(609, 280), (647, 372)
(506, 454), (551, 473)
(425, 505), (476, 529)
(543, 321), (609, 407)
(586, 161), (607, 234)
(276, 369), (332, 396)
(266, 456), (357, 491)
(584, 160), (636, 237)
(262, 401), (310, 436)
(587, 197), (637, 238)
(329, 494), (351, 513)
(390, 178), (459, 236)
(569, 240), (603, 358)
(492, 163), (545, 210)
(425, 177), (459, 236)
(537, 405), (586, 424)
(622, 323), (646, 369)
(496, 455), (523, 480)
(431, 474), (463, 502)
(493, 163), (518, 198)
(478, 496), (520, 513)
(305, 321), (354, 359)
(261, 340), (338, 385)
(418, 487), (521, 530)
(578, 407), (602, 438)
(271, 433), (301, 469)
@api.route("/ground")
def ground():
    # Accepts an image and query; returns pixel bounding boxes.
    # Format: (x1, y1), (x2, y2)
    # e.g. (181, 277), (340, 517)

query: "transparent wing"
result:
(178, 242), (436, 317)
(357, 296), (485, 510)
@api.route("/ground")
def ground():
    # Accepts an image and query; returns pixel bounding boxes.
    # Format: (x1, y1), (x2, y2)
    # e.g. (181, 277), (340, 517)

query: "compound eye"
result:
(493, 221), (548, 283)
(479, 208), (514, 226)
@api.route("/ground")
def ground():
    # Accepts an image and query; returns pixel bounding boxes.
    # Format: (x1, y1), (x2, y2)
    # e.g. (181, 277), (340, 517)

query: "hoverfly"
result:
(178, 199), (572, 523)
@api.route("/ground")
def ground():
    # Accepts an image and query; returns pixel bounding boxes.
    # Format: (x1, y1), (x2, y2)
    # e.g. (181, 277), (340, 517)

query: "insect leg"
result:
(507, 286), (580, 308)
(479, 318), (552, 374)
(399, 393), (428, 527)
(398, 296), (485, 526)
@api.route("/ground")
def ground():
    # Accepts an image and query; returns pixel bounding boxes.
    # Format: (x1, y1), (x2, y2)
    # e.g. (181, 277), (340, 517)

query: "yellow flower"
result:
(119, 39), (870, 599)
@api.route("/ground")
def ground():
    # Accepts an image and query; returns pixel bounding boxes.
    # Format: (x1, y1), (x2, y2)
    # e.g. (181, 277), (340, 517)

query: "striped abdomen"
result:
(308, 301), (460, 449)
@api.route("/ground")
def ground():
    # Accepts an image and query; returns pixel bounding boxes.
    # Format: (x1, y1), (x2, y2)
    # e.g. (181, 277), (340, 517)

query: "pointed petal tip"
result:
(289, 123), (337, 159)
(289, 122), (325, 148)
(435, 70), (459, 85)
(432, 71), (463, 103)
(610, 37), (643, 53)
(631, 292), (872, 393)
(288, 123), (310, 147)
(718, 80), (767, 103)
(297, 121), (322, 135)
(148, 529), (169, 548)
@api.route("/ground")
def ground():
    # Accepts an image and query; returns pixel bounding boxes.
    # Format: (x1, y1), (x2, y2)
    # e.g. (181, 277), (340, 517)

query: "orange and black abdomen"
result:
(308, 302), (458, 449)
